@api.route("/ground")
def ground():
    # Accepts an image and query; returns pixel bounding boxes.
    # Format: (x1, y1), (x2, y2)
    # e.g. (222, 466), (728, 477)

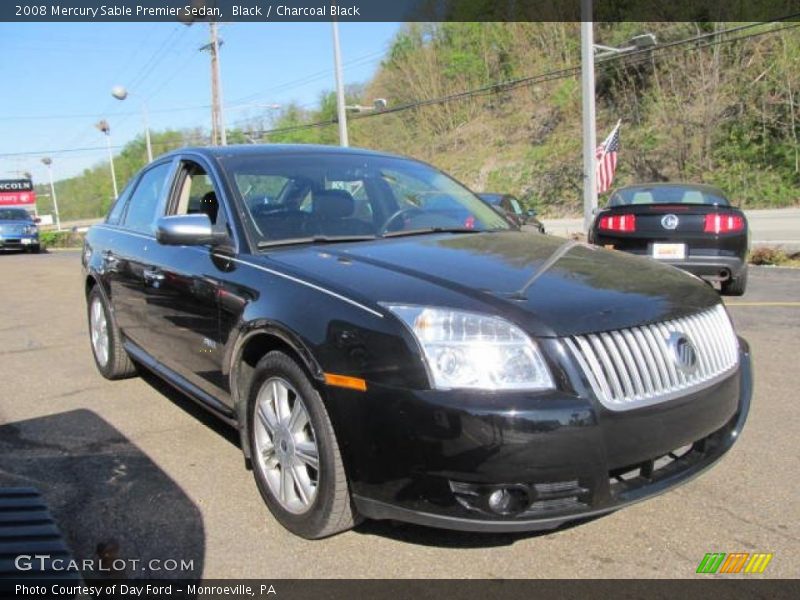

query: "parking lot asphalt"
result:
(0, 250), (798, 579)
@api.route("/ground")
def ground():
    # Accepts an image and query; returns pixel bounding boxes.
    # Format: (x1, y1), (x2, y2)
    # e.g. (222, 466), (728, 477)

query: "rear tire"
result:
(87, 286), (137, 380)
(721, 266), (748, 296)
(248, 350), (359, 539)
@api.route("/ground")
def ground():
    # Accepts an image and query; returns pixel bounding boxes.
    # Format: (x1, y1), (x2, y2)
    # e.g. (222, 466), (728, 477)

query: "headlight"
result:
(385, 305), (554, 391)
(24, 225), (37, 235)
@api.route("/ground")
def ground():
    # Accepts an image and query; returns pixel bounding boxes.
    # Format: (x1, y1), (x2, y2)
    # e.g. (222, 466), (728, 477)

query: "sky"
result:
(0, 21), (401, 185)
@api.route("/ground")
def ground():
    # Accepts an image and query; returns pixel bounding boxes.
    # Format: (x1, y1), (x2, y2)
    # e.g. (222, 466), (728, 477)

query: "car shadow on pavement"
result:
(353, 514), (601, 549)
(138, 369), (241, 451)
(0, 409), (205, 581)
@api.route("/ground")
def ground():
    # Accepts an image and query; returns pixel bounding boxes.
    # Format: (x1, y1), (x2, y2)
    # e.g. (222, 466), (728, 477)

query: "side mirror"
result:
(155, 214), (226, 246)
(33, 217), (41, 224)
(526, 209), (537, 218)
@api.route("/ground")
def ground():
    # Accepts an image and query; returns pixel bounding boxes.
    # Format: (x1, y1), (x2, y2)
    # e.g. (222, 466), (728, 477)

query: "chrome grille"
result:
(564, 304), (739, 410)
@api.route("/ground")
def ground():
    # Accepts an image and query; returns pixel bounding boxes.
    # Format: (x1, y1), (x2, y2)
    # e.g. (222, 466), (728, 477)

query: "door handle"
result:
(143, 268), (165, 284)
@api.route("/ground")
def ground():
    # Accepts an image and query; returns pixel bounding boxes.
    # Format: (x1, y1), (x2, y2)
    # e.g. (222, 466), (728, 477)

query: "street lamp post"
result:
(40, 157), (61, 231)
(95, 120), (119, 199)
(111, 85), (153, 162)
(331, 20), (348, 147)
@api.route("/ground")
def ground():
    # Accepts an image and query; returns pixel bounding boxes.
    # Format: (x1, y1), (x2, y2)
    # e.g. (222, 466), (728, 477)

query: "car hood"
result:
(259, 231), (721, 337)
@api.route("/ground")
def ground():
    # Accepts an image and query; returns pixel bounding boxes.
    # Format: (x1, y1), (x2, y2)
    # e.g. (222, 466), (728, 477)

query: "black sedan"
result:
(589, 183), (749, 295)
(478, 192), (546, 233)
(83, 146), (751, 539)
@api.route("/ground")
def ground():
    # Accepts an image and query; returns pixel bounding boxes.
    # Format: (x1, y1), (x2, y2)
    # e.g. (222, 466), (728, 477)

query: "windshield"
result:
(220, 152), (510, 246)
(609, 186), (729, 207)
(0, 208), (31, 221)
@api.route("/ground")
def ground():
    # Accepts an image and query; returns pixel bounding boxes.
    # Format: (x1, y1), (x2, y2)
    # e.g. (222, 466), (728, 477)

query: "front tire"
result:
(721, 266), (748, 296)
(248, 351), (358, 539)
(87, 286), (137, 380)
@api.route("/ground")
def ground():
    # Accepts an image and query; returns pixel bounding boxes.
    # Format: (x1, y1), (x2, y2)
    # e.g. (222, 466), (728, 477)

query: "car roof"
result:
(613, 182), (727, 198)
(161, 143), (408, 161)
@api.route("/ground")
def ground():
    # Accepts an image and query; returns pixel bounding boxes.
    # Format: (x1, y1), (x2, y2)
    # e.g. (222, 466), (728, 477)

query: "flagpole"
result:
(581, 0), (598, 234)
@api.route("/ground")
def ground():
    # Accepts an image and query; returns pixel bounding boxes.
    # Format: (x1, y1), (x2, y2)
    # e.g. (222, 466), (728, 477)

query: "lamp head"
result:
(111, 85), (128, 101)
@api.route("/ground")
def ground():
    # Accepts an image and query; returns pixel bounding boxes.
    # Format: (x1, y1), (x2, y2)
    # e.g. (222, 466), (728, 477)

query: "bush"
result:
(39, 230), (85, 249)
(749, 247), (794, 266)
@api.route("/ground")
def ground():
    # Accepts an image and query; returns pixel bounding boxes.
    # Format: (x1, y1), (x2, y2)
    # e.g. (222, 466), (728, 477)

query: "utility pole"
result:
(580, 0), (598, 233)
(202, 22), (227, 146)
(331, 20), (349, 147)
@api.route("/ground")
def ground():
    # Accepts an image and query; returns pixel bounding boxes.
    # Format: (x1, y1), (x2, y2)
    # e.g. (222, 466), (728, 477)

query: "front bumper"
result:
(328, 339), (752, 532)
(0, 234), (39, 250)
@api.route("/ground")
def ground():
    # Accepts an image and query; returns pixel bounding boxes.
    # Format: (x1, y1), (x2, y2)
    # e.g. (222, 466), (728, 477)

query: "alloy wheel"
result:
(90, 297), (109, 367)
(253, 377), (320, 514)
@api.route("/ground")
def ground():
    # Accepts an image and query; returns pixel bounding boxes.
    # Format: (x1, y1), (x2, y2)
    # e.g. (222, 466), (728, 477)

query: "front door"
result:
(144, 158), (236, 404)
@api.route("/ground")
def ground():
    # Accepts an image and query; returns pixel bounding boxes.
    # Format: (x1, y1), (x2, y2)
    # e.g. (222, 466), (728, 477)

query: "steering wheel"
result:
(379, 207), (425, 235)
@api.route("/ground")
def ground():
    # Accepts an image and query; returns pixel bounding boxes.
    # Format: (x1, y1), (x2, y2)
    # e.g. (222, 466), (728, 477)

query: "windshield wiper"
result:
(381, 227), (487, 238)
(257, 235), (376, 249)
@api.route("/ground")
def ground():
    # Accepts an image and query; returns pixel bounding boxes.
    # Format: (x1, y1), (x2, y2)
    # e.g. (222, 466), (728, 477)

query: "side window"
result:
(105, 180), (134, 225)
(173, 161), (228, 234)
(122, 162), (172, 234)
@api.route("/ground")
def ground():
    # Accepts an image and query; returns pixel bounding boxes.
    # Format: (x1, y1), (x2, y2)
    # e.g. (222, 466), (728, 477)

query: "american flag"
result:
(596, 120), (621, 194)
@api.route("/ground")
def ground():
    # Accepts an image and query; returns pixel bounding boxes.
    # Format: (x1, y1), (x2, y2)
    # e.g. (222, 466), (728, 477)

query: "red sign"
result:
(0, 179), (36, 206)
(0, 190), (36, 206)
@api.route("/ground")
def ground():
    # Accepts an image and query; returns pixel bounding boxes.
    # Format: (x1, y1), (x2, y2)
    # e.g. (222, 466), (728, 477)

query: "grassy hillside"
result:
(41, 22), (800, 220)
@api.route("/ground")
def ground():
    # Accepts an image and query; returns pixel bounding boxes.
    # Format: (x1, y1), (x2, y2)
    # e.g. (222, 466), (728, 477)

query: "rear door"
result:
(107, 160), (175, 351)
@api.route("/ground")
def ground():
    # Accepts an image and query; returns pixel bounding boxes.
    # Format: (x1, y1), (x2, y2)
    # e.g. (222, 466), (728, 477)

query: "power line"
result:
(250, 19), (800, 139)
(4, 20), (799, 158)
(228, 49), (385, 105)
(0, 49), (382, 122)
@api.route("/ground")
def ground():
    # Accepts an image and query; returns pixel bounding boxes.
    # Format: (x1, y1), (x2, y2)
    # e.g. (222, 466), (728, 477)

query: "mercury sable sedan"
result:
(82, 145), (751, 539)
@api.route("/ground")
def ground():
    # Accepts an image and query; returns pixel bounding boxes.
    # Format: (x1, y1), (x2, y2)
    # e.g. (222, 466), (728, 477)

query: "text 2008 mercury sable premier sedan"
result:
(82, 145), (751, 539)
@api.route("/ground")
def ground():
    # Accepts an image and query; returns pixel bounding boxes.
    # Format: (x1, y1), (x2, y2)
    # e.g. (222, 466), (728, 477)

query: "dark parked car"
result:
(83, 146), (751, 539)
(478, 192), (546, 233)
(589, 183), (749, 295)
(0, 207), (40, 252)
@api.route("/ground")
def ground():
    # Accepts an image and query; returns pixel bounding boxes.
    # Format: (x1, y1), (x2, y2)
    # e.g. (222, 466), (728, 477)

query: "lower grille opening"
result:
(609, 442), (699, 494)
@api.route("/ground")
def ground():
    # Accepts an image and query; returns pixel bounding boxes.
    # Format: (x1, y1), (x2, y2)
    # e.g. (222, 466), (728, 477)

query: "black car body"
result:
(478, 192), (546, 233)
(0, 208), (40, 252)
(82, 146), (751, 538)
(589, 183), (749, 295)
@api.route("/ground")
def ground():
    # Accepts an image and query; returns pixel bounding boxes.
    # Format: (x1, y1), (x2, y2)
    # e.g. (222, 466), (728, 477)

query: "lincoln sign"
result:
(0, 179), (36, 207)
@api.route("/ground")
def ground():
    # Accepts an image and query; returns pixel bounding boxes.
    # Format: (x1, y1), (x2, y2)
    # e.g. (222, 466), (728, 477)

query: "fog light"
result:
(487, 487), (529, 515)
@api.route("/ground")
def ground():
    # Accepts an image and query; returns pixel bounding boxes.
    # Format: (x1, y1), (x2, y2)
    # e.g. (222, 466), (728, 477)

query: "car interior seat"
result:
(312, 189), (372, 236)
